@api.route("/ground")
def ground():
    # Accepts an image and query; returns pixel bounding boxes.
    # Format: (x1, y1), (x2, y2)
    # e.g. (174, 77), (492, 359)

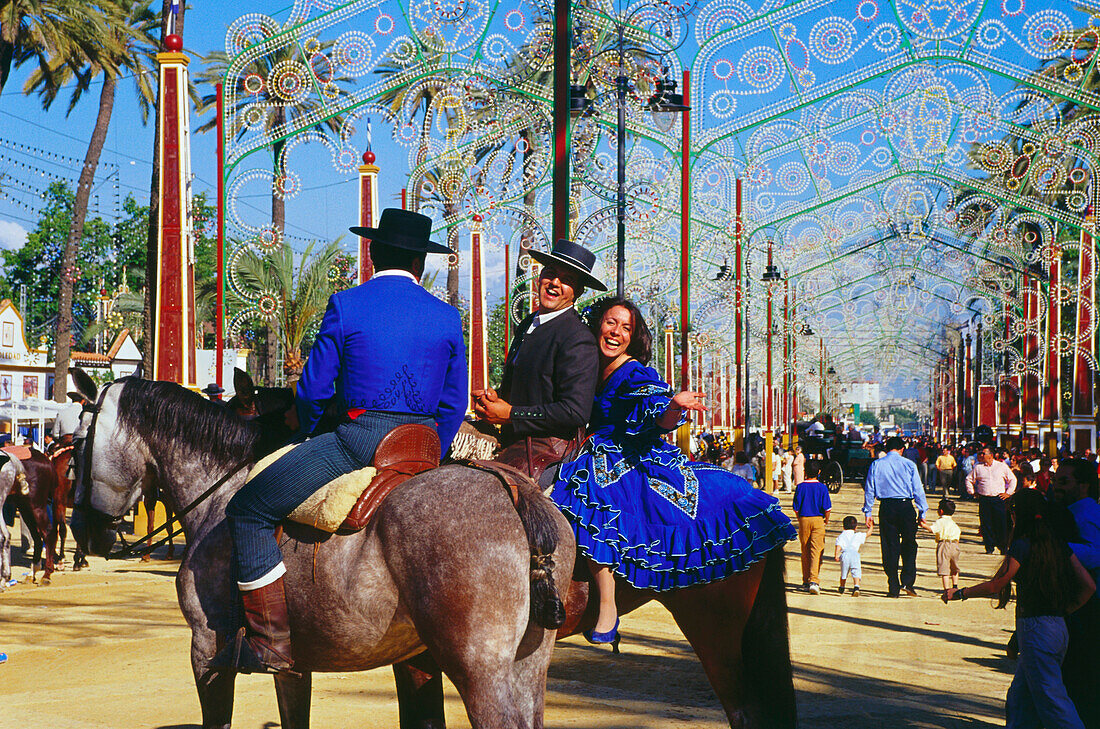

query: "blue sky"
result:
(0, 2), (399, 256)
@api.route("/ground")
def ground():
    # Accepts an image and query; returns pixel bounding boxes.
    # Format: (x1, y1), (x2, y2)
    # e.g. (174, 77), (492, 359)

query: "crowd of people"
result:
(691, 425), (1100, 728)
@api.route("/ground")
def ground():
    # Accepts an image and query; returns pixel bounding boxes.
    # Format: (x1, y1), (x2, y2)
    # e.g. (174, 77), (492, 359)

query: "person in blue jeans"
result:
(944, 490), (1095, 728)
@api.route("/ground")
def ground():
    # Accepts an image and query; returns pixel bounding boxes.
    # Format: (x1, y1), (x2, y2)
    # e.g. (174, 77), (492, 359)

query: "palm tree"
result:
(21, 0), (159, 401)
(0, 0), (108, 98)
(224, 239), (350, 390)
(194, 44), (355, 385)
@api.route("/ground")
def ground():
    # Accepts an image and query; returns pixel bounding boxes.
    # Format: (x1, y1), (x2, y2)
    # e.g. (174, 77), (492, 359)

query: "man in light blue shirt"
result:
(959, 446), (977, 499)
(864, 436), (929, 597)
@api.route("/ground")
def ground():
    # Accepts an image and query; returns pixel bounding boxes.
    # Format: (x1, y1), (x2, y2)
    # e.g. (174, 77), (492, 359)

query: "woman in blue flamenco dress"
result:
(551, 296), (796, 649)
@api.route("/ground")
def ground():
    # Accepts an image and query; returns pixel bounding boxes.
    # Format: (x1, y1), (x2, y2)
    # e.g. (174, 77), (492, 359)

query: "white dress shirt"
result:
(966, 460), (1017, 497)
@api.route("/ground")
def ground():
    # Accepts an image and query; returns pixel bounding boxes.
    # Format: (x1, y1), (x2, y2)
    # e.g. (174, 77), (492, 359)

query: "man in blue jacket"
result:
(214, 208), (466, 675)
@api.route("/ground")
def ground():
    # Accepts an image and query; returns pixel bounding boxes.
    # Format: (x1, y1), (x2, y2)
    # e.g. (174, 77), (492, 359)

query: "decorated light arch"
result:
(216, 0), (1100, 450)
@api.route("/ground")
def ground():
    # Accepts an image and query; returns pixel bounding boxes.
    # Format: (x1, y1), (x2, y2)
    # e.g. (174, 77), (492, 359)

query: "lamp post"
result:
(761, 239), (783, 493)
(570, 6), (692, 298)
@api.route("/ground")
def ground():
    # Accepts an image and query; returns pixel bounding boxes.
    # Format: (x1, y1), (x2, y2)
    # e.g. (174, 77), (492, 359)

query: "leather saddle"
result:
(496, 434), (585, 491)
(337, 424), (440, 533)
(277, 424), (440, 534)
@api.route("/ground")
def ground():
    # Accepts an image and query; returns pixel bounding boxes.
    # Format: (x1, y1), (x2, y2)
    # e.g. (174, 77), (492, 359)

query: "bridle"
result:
(73, 379), (251, 560)
(73, 381), (120, 529)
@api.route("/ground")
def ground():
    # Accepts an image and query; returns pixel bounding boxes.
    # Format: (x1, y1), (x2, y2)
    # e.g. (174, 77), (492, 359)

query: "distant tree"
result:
(858, 410), (880, 428)
(22, 0), (161, 400)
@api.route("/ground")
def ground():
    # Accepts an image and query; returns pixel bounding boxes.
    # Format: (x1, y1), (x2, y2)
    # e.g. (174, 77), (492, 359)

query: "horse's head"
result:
(225, 367), (296, 456)
(69, 369), (148, 557)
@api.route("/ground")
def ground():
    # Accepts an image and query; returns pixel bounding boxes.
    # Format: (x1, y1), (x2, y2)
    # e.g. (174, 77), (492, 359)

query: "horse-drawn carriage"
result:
(795, 423), (874, 494)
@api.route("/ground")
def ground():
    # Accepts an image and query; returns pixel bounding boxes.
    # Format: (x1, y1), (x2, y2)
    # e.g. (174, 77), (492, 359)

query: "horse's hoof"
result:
(140, 554), (152, 563)
(39, 577), (50, 586)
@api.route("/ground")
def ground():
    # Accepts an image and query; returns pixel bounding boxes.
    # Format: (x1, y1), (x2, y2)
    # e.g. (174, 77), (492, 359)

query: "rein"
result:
(107, 458), (251, 561)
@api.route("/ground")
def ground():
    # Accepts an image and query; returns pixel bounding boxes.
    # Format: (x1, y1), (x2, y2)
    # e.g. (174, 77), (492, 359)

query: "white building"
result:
(838, 381), (880, 410)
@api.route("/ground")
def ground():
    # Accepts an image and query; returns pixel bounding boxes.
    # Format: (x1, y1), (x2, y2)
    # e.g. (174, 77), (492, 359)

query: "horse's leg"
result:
(165, 504), (175, 560)
(393, 652), (446, 729)
(191, 633), (236, 729)
(274, 670), (312, 729)
(510, 627), (557, 729)
(141, 491), (156, 562)
(15, 501), (43, 583)
(0, 504), (10, 586)
(658, 563), (764, 729)
(34, 500), (54, 583)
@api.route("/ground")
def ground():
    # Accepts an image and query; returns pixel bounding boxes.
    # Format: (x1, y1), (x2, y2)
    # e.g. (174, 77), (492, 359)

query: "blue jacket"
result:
(296, 274), (467, 452)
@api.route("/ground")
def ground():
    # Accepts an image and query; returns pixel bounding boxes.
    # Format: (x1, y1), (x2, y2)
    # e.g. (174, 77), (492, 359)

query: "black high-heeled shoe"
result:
(583, 618), (621, 654)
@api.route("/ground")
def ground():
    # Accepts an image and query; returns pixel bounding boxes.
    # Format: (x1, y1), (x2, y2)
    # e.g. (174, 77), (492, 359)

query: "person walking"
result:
(791, 444), (805, 486)
(936, 447), (957, 496)
(944, 490), (1095, 729)
(793, 460), (831, 594)
(863, 436), (929, 597)
(1049, 459), (1100, 726)
(966, 446), (1018, 554)
(780, 447), (794, 493)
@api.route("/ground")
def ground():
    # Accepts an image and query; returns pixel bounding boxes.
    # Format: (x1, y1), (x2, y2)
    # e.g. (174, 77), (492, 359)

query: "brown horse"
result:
(45, 439), (90, 571)
(441, 424), (795, 728)
(4, 447), (61, 584)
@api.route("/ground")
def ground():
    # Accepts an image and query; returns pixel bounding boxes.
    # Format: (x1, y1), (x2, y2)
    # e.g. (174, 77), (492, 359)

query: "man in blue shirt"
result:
(1050, 458), (1100, 726)
(215, 209), (466, 675)
(793, 460), (832, 594)
(864, 436), (929, 597)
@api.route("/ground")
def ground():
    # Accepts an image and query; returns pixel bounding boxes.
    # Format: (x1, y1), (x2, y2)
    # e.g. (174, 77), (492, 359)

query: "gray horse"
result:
(0, 453), (27, 587)
(69, 372), (575, 729)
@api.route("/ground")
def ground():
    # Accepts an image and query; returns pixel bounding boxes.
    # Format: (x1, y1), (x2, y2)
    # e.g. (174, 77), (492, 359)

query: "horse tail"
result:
(513, 484), (567, 630)
(741, 547), (797, 728)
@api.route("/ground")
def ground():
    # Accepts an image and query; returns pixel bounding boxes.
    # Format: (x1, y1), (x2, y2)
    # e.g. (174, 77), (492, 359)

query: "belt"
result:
(880, 497), (912, 502)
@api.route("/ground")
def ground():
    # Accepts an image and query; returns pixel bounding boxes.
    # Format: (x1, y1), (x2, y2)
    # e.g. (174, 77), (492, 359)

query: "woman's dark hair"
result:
(583, 296), (653, 365)
(995, 489), (1080, 611)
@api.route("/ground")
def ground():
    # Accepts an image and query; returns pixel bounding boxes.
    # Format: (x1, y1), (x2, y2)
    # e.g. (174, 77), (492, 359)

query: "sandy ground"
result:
(1, 484), (1015, 728)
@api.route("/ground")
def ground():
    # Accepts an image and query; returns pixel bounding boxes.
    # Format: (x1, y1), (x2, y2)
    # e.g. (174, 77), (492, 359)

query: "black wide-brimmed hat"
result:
(201, 383), (225, 396)
(350, 208), (451, 255)
(529, 239), (607, 291)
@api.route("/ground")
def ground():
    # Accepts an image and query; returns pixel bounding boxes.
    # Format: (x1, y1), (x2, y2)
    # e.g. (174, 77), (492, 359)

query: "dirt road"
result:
(2, 484), (1013, 728)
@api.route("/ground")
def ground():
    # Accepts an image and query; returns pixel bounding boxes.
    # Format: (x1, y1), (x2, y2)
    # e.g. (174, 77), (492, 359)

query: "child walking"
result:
(921, 497), (961, 595)
(834, 515), (871, 596)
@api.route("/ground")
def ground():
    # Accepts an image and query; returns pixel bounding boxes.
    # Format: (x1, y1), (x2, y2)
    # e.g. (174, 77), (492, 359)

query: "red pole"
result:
(401, 188), (406, 210)
(504, 241), (511, 345)
(766, 240), (774, 432)
(734, 178), (742, 428)
(215, 83), (224, 388)
(679, 69), (690, 392)
(552, 0), (570, 244)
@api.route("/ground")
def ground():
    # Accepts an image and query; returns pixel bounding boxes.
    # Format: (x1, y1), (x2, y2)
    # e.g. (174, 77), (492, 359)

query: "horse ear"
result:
(129, 363), (144, 379)
(233, 368), (255, 403)
(70, 367), (98, 403)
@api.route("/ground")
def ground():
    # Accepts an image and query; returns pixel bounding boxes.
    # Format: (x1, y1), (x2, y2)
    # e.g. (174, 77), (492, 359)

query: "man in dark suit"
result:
(473, 239), (604, 473)
(214, 209), (466, 675)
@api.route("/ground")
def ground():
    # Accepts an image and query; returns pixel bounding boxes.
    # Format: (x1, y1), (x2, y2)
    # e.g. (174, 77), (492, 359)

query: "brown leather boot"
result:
(208, 576), (295, 675)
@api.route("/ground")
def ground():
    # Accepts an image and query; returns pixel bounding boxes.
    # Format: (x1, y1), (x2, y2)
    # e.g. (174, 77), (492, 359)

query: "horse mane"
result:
(117, 378), (259, 469)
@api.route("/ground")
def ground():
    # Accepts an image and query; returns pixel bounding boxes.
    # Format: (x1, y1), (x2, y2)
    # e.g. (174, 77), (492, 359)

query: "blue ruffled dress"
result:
(550, 359), (796, 591)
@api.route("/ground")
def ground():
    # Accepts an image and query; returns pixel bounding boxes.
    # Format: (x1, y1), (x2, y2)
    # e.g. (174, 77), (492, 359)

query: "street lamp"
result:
(761, 239), (784, 491)
(571, 4), (694, 298)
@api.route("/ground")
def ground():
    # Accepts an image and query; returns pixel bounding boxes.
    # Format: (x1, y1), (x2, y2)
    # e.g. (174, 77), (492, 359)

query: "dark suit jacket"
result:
(498, 308), (598, 443)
